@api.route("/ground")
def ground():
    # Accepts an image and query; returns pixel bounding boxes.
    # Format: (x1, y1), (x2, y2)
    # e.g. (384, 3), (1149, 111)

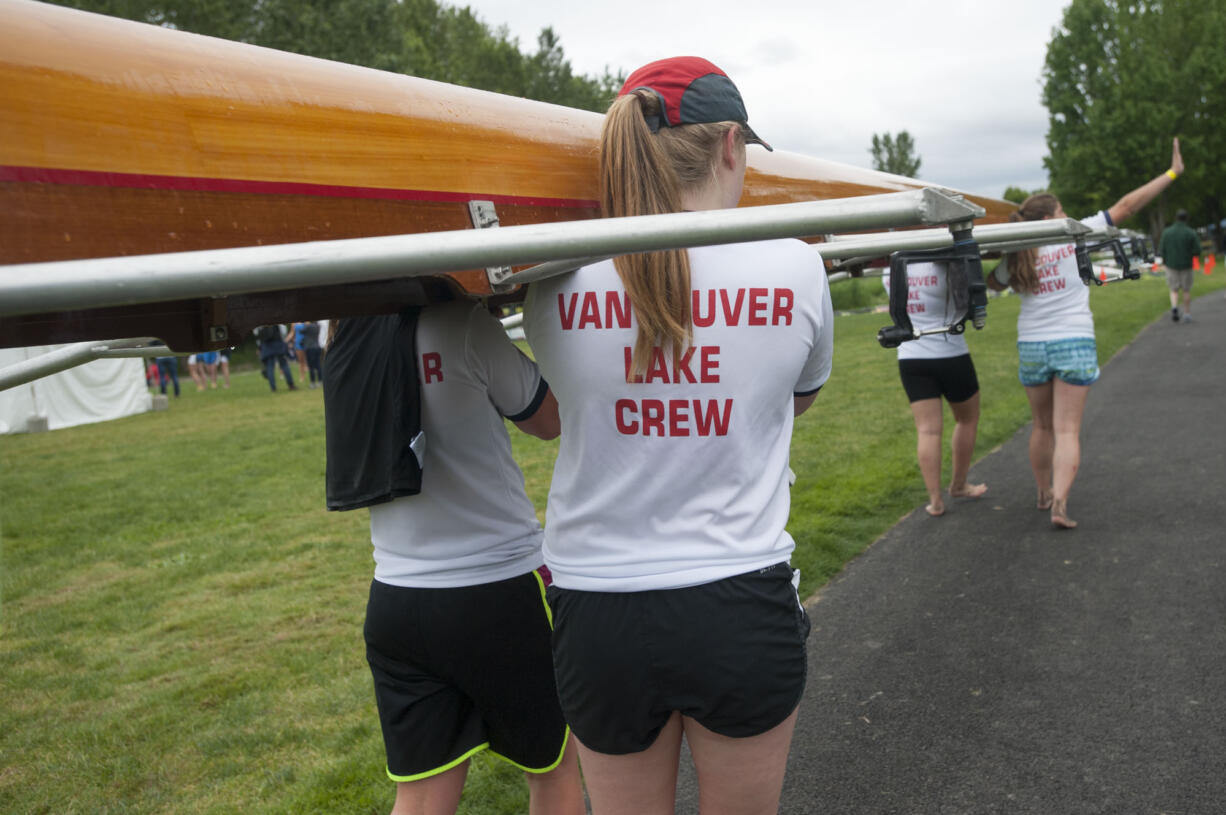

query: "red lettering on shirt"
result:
(421, 352), (443, 383)
(625, 346), (711, 384)
(720, 288), (746, 325)
(700, 346), (720, 383)
(645, 348), (670, 383)
(907, 303), (926, 314)
(577, 291), (601, 329)
(613, 398), (733, 436)
(558, 291), (633, 330)
(669, 399), (690, 436)
(673, 348), (697, 384)
(615, 398), (638, 434)
(641, 399), (666, 436)
(557, 292), (578, 330)
(772, 288), (794, 325)
(693, 399), (732, 436)
(748, 287), (769, 326)
(605, 291), (632, 329)
(692, 289), (716, 328)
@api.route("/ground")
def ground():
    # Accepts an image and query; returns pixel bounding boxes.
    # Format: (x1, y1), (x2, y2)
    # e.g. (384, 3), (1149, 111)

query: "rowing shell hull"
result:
(0, 0), (1013, 349)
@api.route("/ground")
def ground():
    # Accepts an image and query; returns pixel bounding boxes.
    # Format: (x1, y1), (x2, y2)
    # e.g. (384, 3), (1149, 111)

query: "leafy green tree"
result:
(1042, 0), (1226, 232)
(52, 0), (618, 113)
(869, 131), (922, 178)
(1002, 186), (1046, 205)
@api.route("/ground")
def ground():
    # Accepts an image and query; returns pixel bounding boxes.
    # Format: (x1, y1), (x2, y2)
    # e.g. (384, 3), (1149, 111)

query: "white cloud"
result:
(462, 0), (1072, 198)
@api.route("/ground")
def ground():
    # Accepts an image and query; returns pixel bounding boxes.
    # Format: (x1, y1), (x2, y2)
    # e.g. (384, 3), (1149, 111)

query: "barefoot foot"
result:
(925, 502), (945, 517)
(1050, 499), (1077, 529)
(950, 483), (988, 499)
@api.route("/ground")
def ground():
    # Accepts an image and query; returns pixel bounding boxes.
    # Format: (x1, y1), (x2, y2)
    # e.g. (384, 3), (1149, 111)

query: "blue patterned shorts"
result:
(1017, 338), (1099, 387)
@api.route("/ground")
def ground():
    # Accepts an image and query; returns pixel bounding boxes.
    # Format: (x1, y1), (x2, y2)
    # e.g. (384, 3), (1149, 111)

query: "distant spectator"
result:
(187, 354), (206, 391)
(299, 320), (323, 388)
(218, 347), (232, 388)
(1158, 209), (1202, 322)
(197, 351), (220, 388)
(289, 321), (309, 378)
(155, 355), (180, 397)
(255, 324), (297, 391)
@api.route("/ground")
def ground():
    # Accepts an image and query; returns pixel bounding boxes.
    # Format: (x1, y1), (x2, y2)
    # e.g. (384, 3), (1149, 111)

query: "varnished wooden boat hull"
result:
(0, 0), (1012, 350)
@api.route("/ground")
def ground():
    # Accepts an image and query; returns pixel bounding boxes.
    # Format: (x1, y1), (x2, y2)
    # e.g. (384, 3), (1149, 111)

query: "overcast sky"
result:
(461, 0), (1072, 201)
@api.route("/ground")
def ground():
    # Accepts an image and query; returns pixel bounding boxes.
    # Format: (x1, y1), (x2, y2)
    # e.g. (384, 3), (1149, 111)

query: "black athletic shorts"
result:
(898, 353), (979, 403)
(363, 570), (569, 781)
(548, 561), (810, 755)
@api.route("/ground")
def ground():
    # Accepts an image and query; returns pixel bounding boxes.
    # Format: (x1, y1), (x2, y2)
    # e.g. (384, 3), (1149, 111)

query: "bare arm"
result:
(794, 391), (818, 417)
(1106, 137), (1183, 224)
(512, 387), (560, 440)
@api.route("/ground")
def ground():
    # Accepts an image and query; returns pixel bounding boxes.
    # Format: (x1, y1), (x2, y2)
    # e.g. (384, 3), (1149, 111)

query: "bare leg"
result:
(1024, 382), (1055, 509)
(574, 712), (683, 815)
(948, 392), (987, 499)
(390, 760), (469, 815)
(909, 398), (945, 516)
(525, 737), (586, 815)
(1050, 379), (1091, 529)
(686, 707), (799, 815)
(1181, 288), (1192, 317)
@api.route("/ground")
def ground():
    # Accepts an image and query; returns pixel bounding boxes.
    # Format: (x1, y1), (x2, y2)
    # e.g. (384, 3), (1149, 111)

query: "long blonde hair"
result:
(600, 90), (743, 378)
(1004, 192), (1061, 294)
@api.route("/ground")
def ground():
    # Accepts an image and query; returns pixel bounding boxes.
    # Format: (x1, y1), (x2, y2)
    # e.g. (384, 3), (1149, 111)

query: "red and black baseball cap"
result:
(619, 56), (773, 151)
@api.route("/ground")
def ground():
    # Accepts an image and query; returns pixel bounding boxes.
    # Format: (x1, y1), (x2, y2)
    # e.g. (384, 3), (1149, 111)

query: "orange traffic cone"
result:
(1099, 268), (1108, 282)
(1193, 256), (1201, 271)
(1204, 254), (1216, 274)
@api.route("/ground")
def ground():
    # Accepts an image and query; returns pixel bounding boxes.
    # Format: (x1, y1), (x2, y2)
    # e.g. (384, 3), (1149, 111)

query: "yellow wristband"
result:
(1166, 169), (1178, 180)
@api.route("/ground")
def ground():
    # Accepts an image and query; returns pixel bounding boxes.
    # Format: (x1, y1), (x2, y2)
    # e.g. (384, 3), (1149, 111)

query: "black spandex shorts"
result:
(363, 570), (569, 781)
(898, 353), (979, 404)
(548, 561), (810, 755)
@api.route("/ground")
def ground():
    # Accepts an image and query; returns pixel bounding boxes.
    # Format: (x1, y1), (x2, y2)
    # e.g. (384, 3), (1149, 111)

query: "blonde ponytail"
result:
(600, 91), (742, 378)
(1004, 192), (1061, 294)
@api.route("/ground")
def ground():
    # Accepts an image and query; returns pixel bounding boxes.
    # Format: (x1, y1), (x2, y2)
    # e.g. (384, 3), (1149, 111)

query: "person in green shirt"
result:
(1159, 209), (1202, 322)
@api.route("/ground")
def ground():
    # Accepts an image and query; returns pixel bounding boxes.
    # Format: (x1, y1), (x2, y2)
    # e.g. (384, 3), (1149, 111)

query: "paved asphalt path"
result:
(675, 292), (1225, 814)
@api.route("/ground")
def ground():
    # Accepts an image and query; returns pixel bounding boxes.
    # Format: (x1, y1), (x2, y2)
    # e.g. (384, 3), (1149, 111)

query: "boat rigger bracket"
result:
(468, 201), (516, 293)
(876, 219), (987, 348)
(1075, 233), (1140, 286)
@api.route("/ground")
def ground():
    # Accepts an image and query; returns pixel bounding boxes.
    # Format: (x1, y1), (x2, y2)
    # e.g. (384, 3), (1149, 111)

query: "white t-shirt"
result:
(1013, 212), (1109, 342)
(369, 301), (547, 588)
(883, 261), (971, 360)
(523, 239), (834, 592)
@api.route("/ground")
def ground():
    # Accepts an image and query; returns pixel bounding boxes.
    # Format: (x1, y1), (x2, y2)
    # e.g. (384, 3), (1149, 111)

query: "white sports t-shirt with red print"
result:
(369, 301), (547, 589)
(523, 239), (834, 593)
(1014, 211), (1109, 342)
(883, 261), (971, 361)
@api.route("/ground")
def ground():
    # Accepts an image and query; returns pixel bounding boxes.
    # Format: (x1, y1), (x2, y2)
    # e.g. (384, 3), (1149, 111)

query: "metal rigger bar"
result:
(0, 338), (162, 391)
(0, 189), (981, 320)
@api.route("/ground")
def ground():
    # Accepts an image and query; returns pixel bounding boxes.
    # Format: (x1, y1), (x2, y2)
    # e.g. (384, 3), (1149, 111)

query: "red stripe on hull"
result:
(0, 165), (598, 211)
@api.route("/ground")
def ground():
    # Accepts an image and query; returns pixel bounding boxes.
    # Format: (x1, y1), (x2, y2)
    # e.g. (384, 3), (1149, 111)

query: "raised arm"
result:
(1106, 137), (1184, 224)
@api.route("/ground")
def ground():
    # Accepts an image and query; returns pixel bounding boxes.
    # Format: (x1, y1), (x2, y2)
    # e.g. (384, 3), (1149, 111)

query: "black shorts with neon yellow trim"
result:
(363, 570), (568, 780)
(898, 353), (980, 403)
(548, 561), (810, 755)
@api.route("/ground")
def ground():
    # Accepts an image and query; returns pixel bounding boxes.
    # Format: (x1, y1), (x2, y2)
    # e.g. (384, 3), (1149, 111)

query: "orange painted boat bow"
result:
(0, 0), (1012, 350)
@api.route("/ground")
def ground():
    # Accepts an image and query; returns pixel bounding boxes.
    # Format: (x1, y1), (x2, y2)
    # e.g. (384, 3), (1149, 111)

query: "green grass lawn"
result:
(2, 266), (1221, 814)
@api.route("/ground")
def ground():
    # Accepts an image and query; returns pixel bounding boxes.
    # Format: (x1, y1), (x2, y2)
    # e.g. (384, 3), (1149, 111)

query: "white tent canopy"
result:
(0, 346), (151, 434)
